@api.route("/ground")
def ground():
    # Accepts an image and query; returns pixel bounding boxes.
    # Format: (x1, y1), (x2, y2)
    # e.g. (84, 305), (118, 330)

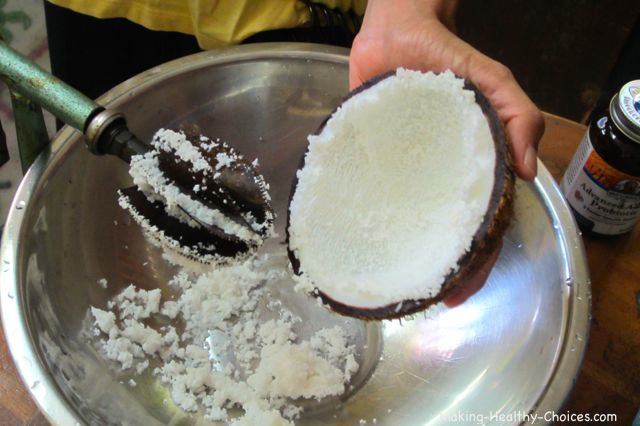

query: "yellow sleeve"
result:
(46, 0), (367, 49)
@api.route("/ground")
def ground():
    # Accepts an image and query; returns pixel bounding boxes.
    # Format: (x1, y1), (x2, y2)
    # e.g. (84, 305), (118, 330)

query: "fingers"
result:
(349, 15), (545, 180)
(348, 36), (366, 90)
(504, 104), (545, 180)
(348, 35), (385, 90)
(461, 54), (545, 181)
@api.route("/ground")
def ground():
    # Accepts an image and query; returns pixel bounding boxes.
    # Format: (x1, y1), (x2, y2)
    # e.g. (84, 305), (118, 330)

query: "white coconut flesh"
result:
(128, 129), (267, 245)
(288, 69), (497, 309)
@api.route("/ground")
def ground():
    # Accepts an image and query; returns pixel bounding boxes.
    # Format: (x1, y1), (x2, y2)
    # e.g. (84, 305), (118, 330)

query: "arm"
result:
(349, 0), (544, 181)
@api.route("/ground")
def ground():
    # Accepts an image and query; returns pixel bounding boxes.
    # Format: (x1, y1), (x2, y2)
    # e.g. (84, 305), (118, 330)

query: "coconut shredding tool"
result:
(0, 41), (148, 170)
(0, 41), (271, 253)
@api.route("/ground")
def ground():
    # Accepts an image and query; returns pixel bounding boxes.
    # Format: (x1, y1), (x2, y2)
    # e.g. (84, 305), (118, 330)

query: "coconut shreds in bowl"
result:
(88, 253), (359, 424)
(94, 127), (358, 423)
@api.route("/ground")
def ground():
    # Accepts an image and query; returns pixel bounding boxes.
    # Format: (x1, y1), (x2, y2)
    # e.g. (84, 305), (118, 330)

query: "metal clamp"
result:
(84, 109), (125, 155)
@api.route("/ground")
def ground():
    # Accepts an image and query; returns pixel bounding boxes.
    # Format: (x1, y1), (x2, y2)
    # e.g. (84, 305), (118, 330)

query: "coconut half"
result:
(287, 69), (514, 320)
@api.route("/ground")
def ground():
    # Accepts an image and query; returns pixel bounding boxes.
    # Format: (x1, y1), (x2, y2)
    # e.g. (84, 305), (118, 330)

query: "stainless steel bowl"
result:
(0, 43), (590, 425)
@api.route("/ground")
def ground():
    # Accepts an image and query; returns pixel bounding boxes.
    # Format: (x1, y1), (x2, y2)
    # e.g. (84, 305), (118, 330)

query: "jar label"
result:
(561, 132), (640, 235)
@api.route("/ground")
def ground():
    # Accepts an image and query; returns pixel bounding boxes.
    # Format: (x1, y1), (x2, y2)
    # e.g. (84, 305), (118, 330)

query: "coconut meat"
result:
(288, 69), (496, 309)
(128, 129), (264, 244)
(88, 254), (359, 423)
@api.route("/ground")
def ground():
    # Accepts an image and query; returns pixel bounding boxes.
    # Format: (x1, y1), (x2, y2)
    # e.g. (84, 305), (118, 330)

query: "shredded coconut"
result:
(117, 193), (247, 270)
(288, 69), (496, 308)
(128, 153), (260, 244)
(125, 128), (274, 249)
(152, 129), (212, 174)
(89, 254), (358, 423)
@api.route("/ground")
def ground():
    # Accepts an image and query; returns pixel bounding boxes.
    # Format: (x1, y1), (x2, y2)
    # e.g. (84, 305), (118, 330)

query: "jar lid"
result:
(611, 80), (640, 143)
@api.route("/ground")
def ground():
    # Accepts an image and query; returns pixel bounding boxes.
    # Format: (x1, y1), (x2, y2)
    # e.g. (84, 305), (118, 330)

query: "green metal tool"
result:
(0, 41), (273, 259)
(0, 40), (147, 172)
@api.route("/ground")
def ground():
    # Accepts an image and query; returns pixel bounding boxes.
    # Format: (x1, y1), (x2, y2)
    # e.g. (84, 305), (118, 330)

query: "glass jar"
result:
(561, 80), (640, 236)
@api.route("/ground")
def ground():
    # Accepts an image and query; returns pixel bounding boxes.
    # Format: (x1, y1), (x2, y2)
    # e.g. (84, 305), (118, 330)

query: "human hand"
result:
(349, 0), (544, 181)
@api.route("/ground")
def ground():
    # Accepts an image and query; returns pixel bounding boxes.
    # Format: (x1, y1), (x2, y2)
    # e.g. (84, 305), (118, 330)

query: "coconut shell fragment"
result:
(287, 69), (515, 320)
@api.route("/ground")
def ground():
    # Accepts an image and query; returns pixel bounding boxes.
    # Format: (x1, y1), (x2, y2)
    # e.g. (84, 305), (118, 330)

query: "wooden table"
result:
(0, 114), (638, 424)
(538, 115), (640, 425)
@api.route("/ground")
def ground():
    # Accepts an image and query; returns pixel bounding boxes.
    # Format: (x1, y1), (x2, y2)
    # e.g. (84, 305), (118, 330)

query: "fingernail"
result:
(524, 145), (537, 178)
